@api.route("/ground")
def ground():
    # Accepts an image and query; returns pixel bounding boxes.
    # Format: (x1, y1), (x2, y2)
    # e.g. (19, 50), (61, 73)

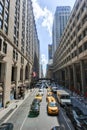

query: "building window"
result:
(0, 19), (3, 29)
(82, 15), (87, 25)
(14, 36), (16, 44)
(0, 3), (3, 15)
(5, 0), (9, 9)
(17, 31), (19, 38)
(16, 40), (18, 47)
(14, 17), (17, 25)
(83, 28), (87, 37)
(74, 41), (76, 47)
(77, 24), (81, 31)
(77, 13), (80, 20)
(84, 42), (87, 50)
(14, 26), (16, 35)
(79, 46), (83, 54)
(4, 12), (8, 23)
(11, 66), (15, 82)
(74, 50), (77, 57)
(13, 50), (15, 59)
(16, 52), (18, 60)
(3, 42), (7, 54)
(4, 24), (8, 34)
(0, 38), (2, 51)
(21, 57), (24, 64)
(78, 35), (83, 42)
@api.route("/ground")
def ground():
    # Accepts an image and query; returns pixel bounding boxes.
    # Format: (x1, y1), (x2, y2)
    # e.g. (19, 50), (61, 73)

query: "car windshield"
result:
(39, 89), (43, 92)
(49, 102), (57, 107)
(61, 95), (70, 99)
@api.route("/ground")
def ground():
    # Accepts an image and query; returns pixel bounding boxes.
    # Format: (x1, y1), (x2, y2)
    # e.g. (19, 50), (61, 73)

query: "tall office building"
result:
(52, 6), (71, 55)
(0, 0), (39, 107)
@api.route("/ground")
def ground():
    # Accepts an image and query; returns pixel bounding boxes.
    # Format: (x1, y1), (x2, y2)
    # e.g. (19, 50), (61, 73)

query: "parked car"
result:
(65, 105), (87, 130)
(0, 123), (14, 130)
(47, 102), (59, 115)
(83, 118), (87, 130)
(51, 125), (65, 130)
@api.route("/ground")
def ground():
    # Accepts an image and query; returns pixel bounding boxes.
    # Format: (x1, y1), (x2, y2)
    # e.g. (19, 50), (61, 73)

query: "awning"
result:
(0, 86), (3, 93)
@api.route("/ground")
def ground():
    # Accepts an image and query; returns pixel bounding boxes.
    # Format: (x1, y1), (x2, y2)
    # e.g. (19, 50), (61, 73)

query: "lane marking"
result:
(61, 109), (72, 130)
(19, 113), (28, 130)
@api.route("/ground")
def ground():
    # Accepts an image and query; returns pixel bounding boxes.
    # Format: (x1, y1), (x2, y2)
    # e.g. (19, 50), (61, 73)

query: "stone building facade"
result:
(53, 0), (87, 96)
(0, 0), (39, 107)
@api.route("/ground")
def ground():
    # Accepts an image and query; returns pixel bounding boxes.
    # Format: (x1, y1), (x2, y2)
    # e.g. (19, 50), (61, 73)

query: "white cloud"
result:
(41, 54), (47, 65)
(32, 0), (53, 36)
(41, 54), (47, 76)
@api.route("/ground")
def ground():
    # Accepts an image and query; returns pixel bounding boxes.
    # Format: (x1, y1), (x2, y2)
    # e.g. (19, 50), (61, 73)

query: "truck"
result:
(57, 90), (71, 107)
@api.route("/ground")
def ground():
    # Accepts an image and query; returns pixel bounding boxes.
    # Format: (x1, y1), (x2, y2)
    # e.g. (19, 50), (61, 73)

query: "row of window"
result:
(55, 17), (87, 63)
(13, 50), (18, 61)
(59, 41), (87, 67)
(14, 0), (20, 46)
(60, 1), (86, 46)
(21, 0), (26, 54)
(13, 50), (25, 65)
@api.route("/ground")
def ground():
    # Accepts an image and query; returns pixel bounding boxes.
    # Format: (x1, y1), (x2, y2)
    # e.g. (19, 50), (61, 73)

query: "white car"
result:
(38, 89), (44, 96)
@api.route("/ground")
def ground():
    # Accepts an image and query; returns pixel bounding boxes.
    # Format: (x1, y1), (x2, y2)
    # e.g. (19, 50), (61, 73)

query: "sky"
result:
(32, 0), (76, 75)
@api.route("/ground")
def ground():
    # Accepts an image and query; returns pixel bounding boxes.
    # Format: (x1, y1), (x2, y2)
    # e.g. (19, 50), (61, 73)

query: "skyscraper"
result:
(52, 6), (71, 55)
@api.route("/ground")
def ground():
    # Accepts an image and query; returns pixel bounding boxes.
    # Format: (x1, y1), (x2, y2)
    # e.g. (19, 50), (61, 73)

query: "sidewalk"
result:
(0, 90), (31, 124)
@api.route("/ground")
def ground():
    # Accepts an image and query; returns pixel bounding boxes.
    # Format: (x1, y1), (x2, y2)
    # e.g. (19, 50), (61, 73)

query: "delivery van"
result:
(57, 90), (71, 107)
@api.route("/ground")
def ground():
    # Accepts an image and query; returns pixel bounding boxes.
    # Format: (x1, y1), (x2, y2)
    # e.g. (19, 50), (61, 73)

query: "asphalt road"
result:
(5, 88), (75, 130)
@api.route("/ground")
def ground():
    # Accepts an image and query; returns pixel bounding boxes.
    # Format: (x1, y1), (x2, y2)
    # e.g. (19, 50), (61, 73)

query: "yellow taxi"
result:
(47, 91), (53, 96)
(46, 92), (52, 101)
(47, 101), (59, 115)
(46, 95), (56, 102)
(35, 93), (42, 102)
(47, 87), (52, 93)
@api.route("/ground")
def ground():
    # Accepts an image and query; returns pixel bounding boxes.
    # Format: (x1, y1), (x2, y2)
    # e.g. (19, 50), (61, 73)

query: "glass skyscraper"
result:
(52, 6), (71, 55)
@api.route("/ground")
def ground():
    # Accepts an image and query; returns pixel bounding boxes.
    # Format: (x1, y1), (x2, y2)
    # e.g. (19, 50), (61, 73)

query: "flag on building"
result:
(32, 71), (37, 77)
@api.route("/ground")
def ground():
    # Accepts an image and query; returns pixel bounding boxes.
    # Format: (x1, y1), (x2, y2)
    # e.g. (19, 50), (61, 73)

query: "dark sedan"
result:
(30, 104), (40, 115)
(51, 125), (65, 130)
(28, 100), (40, 117)
(0, 123), (14, 130)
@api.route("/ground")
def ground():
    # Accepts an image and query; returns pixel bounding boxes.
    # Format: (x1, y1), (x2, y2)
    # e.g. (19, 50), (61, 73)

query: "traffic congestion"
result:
(34, 80), (87, 130)
(0, 80), (87, 130)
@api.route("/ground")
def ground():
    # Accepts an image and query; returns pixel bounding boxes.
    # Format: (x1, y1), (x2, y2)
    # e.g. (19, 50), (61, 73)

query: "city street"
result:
(0, 0), (87, 129)
(3, 88), (75, 130)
